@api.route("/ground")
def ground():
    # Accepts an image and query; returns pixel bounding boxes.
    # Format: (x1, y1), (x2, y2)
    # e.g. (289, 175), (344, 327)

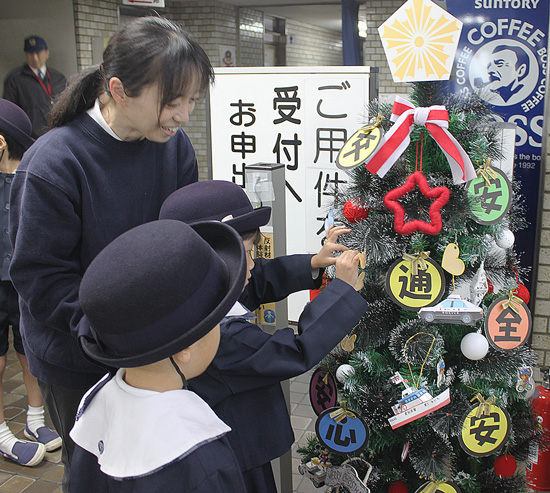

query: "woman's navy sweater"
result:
(9, 112), (198, 388)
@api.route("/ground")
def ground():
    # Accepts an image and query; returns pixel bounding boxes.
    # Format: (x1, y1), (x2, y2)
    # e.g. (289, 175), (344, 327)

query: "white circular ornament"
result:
(336, 364), (355, 383)
(460, 332), (489, 360)
(495, 229), (515, 249)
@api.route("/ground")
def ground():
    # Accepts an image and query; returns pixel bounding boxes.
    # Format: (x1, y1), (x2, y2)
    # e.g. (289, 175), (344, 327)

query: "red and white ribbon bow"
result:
(363, 97), (476, 184)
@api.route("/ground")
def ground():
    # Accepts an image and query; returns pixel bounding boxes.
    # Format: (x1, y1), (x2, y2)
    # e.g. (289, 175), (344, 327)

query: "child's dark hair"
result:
(240, 228), (262, 245)
(49, 16), (214, 128)
(0, 133), (25, 161)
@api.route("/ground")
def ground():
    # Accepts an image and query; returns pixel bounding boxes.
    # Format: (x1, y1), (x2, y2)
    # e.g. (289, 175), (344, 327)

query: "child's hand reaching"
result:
(311, 225), (351, 270)
(334, 250), (361, 287)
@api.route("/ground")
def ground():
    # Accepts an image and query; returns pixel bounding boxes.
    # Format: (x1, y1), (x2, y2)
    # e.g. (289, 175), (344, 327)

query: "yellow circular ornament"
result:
(385, 256), (445, 311)
(458, 403), (511, 457)
(415, 480), (461, 493)
(336, 126), (383, 171)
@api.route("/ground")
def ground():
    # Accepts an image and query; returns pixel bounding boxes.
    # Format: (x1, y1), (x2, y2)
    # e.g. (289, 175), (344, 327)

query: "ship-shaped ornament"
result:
(388, 372), (450, 429)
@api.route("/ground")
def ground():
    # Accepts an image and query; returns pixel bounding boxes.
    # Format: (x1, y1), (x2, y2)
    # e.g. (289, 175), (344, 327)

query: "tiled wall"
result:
(73, 0), (119, 70)
(534, 155), (550, 371)
(285, 19), (342, 67)
(238, 8), (265, 67)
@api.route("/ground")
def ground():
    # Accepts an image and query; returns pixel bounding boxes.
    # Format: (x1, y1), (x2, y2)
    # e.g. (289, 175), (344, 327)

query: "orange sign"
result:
(484, 296), (532, 351)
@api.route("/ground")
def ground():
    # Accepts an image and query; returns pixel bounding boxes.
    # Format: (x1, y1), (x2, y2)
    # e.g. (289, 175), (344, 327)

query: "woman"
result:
(9, 16), (213, 491)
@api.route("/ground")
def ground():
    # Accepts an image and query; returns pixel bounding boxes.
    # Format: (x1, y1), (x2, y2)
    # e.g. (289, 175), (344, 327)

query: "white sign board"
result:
(209, 66), (376, 320)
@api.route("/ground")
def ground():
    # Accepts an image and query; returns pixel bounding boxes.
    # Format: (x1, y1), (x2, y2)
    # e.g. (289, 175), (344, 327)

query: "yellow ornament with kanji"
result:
(385, 255), (445, 311)
(336, 126), (383, 171)
(415, 481), (462, 493)
(458, 403), (511, 457)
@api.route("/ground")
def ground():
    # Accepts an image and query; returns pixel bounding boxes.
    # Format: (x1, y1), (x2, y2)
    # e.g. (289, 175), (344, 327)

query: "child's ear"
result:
(172, 348), (191, 365)
(0, 135), (7, 152)
(109, 77), (127, 105)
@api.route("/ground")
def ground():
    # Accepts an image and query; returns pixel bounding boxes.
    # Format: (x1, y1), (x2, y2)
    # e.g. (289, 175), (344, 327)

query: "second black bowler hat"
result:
(78, 219), (246, 368)
(159, 180), (271, 233)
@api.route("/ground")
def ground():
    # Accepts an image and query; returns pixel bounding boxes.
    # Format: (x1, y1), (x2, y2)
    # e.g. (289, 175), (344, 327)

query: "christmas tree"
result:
(297, 79), (537, 493)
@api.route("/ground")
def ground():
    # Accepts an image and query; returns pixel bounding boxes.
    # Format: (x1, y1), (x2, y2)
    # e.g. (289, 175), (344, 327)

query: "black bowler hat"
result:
(0, 99), (34, 151)
(24, 36), (47, 53)
(78, 219), (246, 368)
(160, 180), (271, 233)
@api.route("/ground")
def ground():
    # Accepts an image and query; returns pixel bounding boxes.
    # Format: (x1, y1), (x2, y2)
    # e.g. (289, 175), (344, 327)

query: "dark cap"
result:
(160, 180), (271, 233)
(24, 36), (47, 53)
(0, 99), (35, 151)
(78, 219), (246, 368)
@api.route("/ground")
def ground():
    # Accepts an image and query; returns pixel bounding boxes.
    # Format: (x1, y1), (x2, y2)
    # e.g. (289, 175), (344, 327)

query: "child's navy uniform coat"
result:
(189, 254), (368, 490)
(71, 436), (244, 493)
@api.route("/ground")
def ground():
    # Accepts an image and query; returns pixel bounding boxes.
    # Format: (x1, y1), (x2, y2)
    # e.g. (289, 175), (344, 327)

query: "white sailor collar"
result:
(70, 369), (231, 479)
(223, 301), (256, 321)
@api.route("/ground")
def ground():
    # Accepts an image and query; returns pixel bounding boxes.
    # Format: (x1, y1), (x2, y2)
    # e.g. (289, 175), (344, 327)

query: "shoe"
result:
(24, 426), (62, 452)
(0, 439), (46, 466)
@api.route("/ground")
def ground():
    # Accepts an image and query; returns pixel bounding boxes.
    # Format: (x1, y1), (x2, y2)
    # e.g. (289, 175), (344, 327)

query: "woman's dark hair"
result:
(0, 133), (25, 161)
(50, 16), (214, 128)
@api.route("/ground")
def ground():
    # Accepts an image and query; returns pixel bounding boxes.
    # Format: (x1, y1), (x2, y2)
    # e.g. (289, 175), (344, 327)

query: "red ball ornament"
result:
(343, 199), (370, 224)
(486, 278), (494, 295)
(388, 480), (409, 493)
(514, 283), (530, 304)
(494, 454), (517, 478)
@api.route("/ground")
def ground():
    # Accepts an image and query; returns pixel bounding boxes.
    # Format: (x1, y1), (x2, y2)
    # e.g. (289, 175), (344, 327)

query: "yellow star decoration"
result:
(378, 0), (463, 83)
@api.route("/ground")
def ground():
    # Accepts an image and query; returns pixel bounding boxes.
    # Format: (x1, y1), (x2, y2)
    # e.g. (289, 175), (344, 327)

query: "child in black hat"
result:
(0, 99), (61, 466)
(160, 180), (368, 492)
(69, 219), (247, 492)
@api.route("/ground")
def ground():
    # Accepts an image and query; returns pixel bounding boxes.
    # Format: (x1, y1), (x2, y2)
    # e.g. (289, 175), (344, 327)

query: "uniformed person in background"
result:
(3, 36), (67, 138)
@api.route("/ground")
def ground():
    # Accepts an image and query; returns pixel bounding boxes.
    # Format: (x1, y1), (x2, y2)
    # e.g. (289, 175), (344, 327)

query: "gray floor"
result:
(0, 344), (63, 493)
(289, 369), (320, 493)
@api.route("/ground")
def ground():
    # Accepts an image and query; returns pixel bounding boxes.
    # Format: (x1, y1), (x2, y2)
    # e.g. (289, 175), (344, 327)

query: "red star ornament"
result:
(384, 171), (450, 235)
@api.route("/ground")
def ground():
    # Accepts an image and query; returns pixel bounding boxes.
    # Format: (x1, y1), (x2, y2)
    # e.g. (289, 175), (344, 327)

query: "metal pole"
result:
(244, 163), (292, 493)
